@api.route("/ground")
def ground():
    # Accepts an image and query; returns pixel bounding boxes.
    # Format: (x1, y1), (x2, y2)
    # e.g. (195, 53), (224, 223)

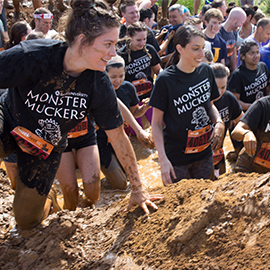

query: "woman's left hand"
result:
(124, 188), (164, 215)
(211, 121), (225, 152)
(137, 129), (155, 149)
(141, 98), (150, 108)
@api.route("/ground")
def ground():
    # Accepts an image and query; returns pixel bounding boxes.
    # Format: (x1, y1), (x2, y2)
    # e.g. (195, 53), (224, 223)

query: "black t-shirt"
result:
(116, 80), (140, 109)
(240, 96), (270, 155)
(97, 80), (140, 167)
(149, 63), (220, 166)
(117, 44), (160, 100)
(228, 62), (270, 106)
(0, 39), (123, 149)
(119, 24), (160, 52)
(214, 90), (242, 133)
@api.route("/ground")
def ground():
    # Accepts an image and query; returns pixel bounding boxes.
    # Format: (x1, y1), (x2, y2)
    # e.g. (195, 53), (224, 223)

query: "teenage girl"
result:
(150, 25), (225, 186)
(211, 63), (244, 178)
(117, 21), (161, 126)
(96, 55), (154, 190)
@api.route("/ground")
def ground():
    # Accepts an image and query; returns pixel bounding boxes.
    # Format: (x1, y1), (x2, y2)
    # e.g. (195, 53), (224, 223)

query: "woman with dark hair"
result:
(211, 63), (243, 177)
(5, 21), (32, 49)
(0, 0), (161, 230)
(150, 25), (225, 186)
(228, 40), (270, 112)
(118, 21), (161, 128)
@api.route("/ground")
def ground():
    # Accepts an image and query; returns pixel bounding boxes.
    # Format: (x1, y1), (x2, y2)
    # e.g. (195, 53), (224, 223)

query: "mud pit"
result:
(1, 169), (270, 270)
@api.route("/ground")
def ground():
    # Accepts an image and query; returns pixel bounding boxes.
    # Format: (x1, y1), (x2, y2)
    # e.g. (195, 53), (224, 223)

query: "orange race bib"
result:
(254, 142), (270, 169)
(67, 117), (88, 139)
(132, 79), (152, 96)
(11, 126), (54, 160)
(185, 125), (211, 154)
(213, 148), (224, 165)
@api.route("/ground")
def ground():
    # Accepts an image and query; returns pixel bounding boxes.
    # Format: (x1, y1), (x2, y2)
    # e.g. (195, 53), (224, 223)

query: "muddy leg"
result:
(101, 153), (127, 190)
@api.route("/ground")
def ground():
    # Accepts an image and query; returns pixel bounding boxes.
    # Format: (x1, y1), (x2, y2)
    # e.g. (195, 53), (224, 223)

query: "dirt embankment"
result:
(1, 171), (270, 270)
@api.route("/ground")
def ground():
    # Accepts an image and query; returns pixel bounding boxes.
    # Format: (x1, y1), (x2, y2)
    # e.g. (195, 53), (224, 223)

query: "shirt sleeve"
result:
(240, 99), (263, 131)
(228, 91), (242, 120)
(148, 45), (161, 67)
(149, 74), (168, 112)
(228, 69), (242, 94)
(128, 83), (140, 107)
(207, 65), (220, 101)
(90, 72), (124, 131)
(0, 43), (43, 89)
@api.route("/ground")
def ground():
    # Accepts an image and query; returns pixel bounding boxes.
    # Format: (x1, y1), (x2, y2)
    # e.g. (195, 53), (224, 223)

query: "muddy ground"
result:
(2, 2), (270, 270)
(1, 168), (270, 269)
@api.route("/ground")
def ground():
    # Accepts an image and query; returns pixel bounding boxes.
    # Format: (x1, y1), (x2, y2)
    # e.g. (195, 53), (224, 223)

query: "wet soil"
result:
(2, 167), (270, 269)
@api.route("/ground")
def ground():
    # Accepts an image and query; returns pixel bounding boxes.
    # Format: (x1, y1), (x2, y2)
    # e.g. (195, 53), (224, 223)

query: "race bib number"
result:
(254, 143), (270, 169)
(11, 126), (54, 160)
(213, 148), (224, 165)
(68, 117), (88, 139)
(185, 125), (211, 154)
(132, 79), (152, 96)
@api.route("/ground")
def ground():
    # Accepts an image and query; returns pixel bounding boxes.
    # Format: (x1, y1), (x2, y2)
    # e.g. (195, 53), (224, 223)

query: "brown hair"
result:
(204, 8), (224, 23)
(125, 22), (151, 62)
(167, 25), (206, 67)
(6, 21), (31, 49)
(61, 0), (120, 47)
(120, 0), (136, 14)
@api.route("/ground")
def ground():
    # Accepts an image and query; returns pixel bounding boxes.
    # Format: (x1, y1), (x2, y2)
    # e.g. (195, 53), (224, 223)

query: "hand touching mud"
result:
(125, 188), (164, 215)
(136, 129), (155, 149)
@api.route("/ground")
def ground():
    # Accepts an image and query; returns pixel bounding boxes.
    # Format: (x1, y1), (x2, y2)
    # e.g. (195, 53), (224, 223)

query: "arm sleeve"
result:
(240, 99), (262, 131)
(228, 91), (242, 120)
(90, 72), (124, 131)
(128, 83), (140, 107)
(0, 44), (42, 88)
(149, 74), (168, 112)
(149, 45), (161, 66)
(228, 70), (242, 94)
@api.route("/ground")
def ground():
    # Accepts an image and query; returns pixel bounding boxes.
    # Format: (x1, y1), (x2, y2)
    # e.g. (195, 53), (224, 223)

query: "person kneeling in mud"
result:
(211, 63), (244, 178)
(97, 55), (154, 190)
(231, 96), (270, 174)
(0, 0), (162, 230)
(57, 103), (153, 210)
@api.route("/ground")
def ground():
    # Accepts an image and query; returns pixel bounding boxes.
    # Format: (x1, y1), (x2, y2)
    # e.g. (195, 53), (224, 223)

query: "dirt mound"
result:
(1, 172), (270, 269)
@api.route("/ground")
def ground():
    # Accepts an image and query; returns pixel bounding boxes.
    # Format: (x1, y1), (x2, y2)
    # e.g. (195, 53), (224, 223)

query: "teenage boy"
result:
(203, 8), (227, 64)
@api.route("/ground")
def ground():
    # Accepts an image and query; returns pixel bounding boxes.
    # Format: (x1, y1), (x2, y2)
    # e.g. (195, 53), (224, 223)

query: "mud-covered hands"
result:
(141, 97), (150, 109)
(211, 121), (225, 152)
(243, 130), (257, 156)
(136, 128), (155, 149)
(125, 187), (164, 215)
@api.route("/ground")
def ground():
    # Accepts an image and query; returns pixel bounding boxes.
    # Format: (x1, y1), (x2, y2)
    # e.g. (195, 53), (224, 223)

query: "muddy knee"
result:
(101, 154), (127, 190)
(13, 190), (47, 230)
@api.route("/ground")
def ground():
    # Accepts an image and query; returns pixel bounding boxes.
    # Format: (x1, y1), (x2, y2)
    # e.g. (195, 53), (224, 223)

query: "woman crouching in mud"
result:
(0, 0), (162, 230)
